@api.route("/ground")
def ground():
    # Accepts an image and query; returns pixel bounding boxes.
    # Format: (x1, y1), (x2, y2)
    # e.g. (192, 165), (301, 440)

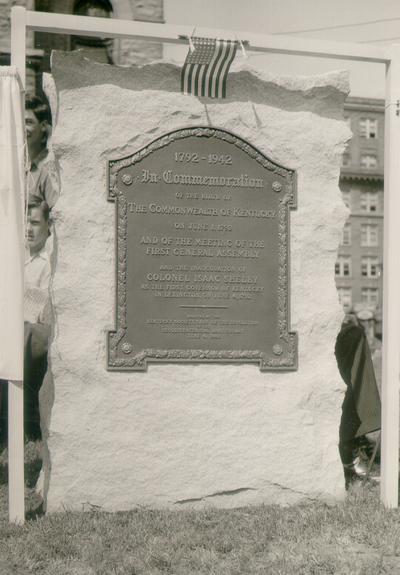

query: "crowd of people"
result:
(0, 93), (58, 442)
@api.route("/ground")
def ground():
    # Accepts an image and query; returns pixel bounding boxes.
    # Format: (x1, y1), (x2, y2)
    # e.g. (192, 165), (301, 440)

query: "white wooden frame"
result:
(9, 6), (400, 521)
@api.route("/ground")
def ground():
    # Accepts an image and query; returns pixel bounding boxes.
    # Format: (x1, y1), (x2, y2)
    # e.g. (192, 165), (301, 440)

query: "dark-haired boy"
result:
(25, 94), (59, 208)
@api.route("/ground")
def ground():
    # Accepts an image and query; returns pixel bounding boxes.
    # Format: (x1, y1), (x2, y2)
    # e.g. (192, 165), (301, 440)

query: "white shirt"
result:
(24, 248), (51, 324)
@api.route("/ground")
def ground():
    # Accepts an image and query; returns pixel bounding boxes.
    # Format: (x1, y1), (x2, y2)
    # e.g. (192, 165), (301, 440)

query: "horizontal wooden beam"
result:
(25, 9), (391, 63)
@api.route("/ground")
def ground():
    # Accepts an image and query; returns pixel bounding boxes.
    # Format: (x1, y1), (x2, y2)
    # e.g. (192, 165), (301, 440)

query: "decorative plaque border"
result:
(107, 127), (297, 371)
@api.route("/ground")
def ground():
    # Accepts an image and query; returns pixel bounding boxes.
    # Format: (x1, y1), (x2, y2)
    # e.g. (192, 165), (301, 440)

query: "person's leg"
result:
(339, 386), (367, 487)
(339, 386), (360, 464)
(0, 381), (8, 445)
(24, 355), (47, 441)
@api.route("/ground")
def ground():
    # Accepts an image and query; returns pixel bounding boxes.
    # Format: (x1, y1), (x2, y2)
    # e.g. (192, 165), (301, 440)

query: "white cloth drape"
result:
(0, 67), (26, 380)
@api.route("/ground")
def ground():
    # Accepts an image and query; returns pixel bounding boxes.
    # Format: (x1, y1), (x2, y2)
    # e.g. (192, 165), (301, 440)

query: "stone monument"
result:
(40, 50), (350, 511)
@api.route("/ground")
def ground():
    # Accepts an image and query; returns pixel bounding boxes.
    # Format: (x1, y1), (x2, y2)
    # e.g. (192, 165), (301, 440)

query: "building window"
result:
(361, 256), (379, 277)
(361, 224), (379, 247)
(341, 152), (351, 167)
(360, 190), (378, 212)
(335, 256), (351, 277)
(338, 287), (352, 310)
(360, 154), (378, 169)
(341, 223), (351, 246)
(341, 190), (351, 208)
(359, 118), (378, 139)
(361, 287), (379, 307)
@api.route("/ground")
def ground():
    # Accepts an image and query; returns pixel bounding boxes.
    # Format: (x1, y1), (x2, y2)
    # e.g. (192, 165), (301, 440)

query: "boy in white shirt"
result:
(24, 200), (52, 439)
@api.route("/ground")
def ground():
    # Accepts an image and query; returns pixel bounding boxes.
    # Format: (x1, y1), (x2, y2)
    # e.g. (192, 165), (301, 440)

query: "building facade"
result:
(0, 0), (164, 95)
(337, 97), (384, 334)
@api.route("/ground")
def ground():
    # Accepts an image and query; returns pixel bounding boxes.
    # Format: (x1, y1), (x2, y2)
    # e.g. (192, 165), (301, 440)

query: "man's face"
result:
(25, 109), (45, 151)
(26, 207), (49, 254)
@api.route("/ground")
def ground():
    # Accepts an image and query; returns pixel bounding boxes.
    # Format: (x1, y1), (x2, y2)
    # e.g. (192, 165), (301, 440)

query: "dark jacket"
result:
(335, 320), (381, 437)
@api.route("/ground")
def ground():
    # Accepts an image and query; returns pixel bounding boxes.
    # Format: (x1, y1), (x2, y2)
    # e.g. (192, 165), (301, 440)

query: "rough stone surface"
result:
(44, 51), (350, 512)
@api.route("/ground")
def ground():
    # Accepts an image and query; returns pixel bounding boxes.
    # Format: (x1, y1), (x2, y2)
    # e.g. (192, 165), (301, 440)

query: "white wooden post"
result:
(9, 5), (26, 525)
(381, 46), (400, 508)
(7, 381), (24, 523)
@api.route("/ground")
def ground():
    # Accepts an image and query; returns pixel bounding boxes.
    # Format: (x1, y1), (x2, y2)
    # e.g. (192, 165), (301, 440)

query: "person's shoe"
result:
(343, 456), (369, 489)
(355, 435), (376, 461)
(350, 455), (369, 477)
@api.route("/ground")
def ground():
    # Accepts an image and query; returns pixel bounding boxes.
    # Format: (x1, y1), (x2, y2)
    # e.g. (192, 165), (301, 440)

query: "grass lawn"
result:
(0, 444), (398, 575)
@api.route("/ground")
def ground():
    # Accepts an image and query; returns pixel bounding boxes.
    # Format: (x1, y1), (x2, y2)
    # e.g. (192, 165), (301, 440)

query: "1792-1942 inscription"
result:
(107, 127), (297, 371)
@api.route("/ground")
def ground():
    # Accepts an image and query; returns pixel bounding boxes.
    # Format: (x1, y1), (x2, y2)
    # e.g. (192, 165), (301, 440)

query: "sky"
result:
(164, 0), (400, 99)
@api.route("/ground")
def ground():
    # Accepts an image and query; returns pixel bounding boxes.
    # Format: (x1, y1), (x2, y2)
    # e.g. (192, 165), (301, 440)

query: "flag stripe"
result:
(215, 40), (232, 98)
(202, 39), (222, 98)
(219, 41), (237, 98)
(209, 40), (225, 98)
(198, 65), (206, 97)
(187, 62), (196, 94)
(193, 64), (202, 97)
(213, 40), (231, 98)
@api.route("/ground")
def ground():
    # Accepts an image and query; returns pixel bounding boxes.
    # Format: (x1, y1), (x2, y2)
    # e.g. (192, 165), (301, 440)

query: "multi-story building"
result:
(336, 97), (384, 335)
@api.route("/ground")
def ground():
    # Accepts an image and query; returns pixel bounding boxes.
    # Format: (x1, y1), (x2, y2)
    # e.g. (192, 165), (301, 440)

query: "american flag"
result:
(181, 37), (237, 99)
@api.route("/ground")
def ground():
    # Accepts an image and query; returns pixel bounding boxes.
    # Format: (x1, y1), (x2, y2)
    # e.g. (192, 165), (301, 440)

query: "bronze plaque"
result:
(107, 127), (297, 371)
